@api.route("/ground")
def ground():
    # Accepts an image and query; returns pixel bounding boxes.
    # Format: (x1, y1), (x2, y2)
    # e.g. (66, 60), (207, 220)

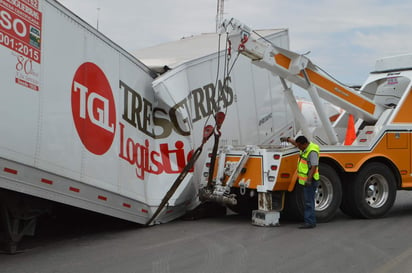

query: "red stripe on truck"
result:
(98, 195), (107, 201)
(4, 168), (18, 175)
(69, 187), (80, 193)
(41, 178), (53, 185)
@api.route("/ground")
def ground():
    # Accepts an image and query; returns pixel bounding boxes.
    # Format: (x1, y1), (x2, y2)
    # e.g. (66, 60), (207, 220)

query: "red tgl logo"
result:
(71, 62), (116, 155)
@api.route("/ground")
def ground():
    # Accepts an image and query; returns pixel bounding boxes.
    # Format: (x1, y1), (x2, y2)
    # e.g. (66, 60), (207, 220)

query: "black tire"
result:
(348, 162), (397, 219)
(340, 173), (362, 218)
(281, 184), (304, 221)
(316, 163), (342, 222)
(282, 163), (342, 222)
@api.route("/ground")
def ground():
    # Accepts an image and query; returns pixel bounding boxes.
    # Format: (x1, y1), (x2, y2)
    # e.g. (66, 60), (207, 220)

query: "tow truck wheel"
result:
(281, 185), (304, 221)
(340, 173), (362, 218)
(316, 163), (342, 222)
(351, 162), (397, 218)
(282, 163), (342, 222)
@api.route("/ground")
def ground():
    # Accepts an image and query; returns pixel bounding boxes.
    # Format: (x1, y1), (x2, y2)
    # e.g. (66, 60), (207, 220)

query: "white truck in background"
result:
(199, 19), (412, 226)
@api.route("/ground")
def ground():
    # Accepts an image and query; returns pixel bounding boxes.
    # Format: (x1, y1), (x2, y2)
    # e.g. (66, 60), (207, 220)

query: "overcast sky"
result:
(58, 0), (412, 85)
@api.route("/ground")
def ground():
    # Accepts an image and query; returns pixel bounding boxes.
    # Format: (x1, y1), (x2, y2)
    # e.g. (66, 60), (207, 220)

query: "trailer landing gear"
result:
(0, 190), (51, 254)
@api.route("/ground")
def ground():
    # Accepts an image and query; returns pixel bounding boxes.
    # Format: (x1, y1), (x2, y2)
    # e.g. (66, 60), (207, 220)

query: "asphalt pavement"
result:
(1, 191), (412, 273)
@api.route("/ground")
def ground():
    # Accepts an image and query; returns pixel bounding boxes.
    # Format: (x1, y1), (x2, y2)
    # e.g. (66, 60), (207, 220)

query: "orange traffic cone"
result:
(344, 114), (356, 145)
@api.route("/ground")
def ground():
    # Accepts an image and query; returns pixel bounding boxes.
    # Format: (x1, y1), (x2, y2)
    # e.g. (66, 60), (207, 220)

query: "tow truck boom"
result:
(220, 19), (386, 144)
(200, 18), (412, 227)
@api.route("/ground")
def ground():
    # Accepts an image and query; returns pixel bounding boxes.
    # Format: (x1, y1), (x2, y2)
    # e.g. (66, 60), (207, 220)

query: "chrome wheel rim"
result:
(364, 174), (389, 208)
(315, 177), (334, 211)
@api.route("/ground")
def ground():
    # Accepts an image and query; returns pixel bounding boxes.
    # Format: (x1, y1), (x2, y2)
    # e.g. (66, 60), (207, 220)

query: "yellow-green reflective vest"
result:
(297, 142), (320, 185)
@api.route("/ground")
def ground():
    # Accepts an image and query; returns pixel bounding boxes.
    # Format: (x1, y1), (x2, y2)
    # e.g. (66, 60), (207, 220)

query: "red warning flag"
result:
(344, 114), (356, 145)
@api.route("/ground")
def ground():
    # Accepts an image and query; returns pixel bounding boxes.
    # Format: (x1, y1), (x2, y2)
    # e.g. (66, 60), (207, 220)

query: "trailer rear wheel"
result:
(316, 163), (342, 222)
(349, 162), (396, 218)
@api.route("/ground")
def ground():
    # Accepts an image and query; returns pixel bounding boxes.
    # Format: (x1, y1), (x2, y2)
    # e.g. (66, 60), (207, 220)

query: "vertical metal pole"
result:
(302, 70), (338, 144)
(96, 7), (100, 30)
(215, 0), (224, 32)
(280, 78), (312, 139)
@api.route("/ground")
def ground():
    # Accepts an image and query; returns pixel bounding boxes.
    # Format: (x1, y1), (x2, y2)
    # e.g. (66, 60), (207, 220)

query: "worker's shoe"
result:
(298, 223), (316, 229)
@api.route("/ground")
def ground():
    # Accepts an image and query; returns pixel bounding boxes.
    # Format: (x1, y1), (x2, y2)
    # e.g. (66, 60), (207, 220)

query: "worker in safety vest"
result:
(281, 135), (319, 228)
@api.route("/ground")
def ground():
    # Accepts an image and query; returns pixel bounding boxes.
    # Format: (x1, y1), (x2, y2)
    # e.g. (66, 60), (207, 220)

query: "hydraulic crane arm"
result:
(220, 19), (385, 126)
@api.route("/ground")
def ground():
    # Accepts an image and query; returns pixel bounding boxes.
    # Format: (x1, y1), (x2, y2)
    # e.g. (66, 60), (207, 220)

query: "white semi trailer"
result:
(0, 0), (196, 253)
(0, 1), (297, 252)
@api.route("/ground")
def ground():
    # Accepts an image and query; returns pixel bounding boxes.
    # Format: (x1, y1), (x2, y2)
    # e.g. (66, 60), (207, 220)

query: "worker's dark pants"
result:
(303, 180), (318, 226)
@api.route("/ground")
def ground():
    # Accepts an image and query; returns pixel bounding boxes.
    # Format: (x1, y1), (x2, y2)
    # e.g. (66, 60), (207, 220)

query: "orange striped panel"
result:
(274, 153), (299, 191)
(274, 54), (291, 69)
(305, 69), (376, 115)
(321, 132), (412, 187)
(212, 156), (263, 189)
